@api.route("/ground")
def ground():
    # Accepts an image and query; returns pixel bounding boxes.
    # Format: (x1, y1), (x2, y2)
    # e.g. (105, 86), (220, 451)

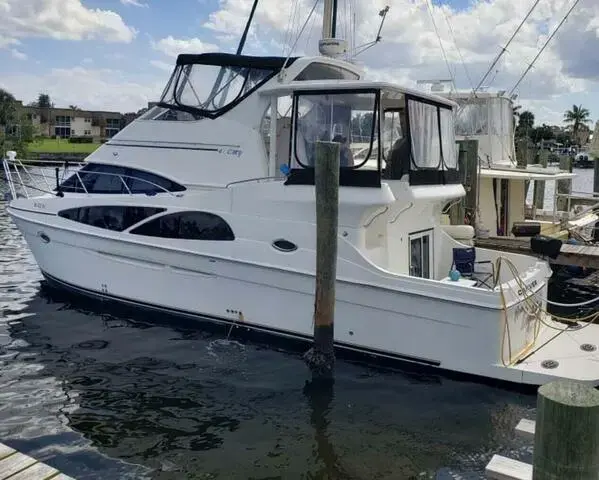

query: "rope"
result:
(441, 7), (475, 93)
(509, 0), (581, 96)
(492, 255), (599, 366)
(280, 0), (321, 75)
(424, 0), (455, 86)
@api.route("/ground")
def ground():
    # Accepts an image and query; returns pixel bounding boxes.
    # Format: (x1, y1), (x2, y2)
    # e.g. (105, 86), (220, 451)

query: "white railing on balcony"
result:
(2, 151), (178, 200)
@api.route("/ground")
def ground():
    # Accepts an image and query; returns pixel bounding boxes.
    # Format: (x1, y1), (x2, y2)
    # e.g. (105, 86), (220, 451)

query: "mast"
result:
(319, 0), (346, 57)
(322, 0), (335, 40)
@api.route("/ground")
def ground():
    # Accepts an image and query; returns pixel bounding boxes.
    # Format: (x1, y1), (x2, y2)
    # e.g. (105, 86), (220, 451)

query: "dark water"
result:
(0, 193), (559, 480)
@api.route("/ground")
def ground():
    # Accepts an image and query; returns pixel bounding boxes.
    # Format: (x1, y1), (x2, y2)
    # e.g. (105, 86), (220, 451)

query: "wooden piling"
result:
(532, 380), (599, 479)
(594, 157), (599, 197)
(533, 152), (548, 211)
(449, 145), (466, 225)
(450, 140), (478, 226)
(516, 138), (528, 168)
(556, 155), (572, 212)
(304, 141), (340, 379)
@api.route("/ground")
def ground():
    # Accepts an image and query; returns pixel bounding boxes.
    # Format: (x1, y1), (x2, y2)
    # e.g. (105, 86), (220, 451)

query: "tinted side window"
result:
(126, 169), (185, 194)
(58, 164), (186, 194)
(59, 164), (127, 194)
(58, 206), (165, 231)
(130, 212), (235, 240)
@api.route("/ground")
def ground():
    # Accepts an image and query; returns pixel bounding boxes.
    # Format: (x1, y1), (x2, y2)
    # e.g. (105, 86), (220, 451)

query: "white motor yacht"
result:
(5, 1), (599, 387)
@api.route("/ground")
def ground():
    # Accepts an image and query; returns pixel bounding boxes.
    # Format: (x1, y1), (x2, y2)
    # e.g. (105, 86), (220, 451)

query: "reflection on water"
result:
(0, 182), (540, 479)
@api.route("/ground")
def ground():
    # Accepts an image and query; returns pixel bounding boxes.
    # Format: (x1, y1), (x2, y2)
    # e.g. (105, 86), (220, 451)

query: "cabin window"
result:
(294, 63), (360, 81)
(408, 100), (441, 170)
(58, 163), (186, 194)
(58, 206), (165, 232)
(292, 90), (379, 169)
(439, 108), (458, 169)
(406, 96), (458, 186)
(130, 211), (235, 241)
(381, 108), (411, 179)
(382, 110), (405, 157)
(409, 230), (432, 279)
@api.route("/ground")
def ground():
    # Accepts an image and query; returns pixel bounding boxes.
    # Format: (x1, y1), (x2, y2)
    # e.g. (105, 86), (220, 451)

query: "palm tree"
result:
(564, 104), (591, 146)
(515, 110), (534, 138)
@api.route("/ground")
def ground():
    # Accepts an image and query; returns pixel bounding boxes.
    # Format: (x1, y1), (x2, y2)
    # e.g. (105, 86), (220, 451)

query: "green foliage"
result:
(515, 110), (534, 138)
(564, 104), (591, 145)
(530, 124), (555, 143)
(0, 88), (17, 126)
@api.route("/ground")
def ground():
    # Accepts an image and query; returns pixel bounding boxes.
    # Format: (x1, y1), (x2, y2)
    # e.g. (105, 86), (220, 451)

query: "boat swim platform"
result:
(474, 236), (599, 269)
(0, 443), (74, 480)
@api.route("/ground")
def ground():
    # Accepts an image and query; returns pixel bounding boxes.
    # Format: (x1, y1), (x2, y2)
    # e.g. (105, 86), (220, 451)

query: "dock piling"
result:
(486, 380), (599, 480)
(533, 151), (548, 211)
(303, 141), (340, 379)
(556, 155), (572, 213)
(533, 380), (599, 479)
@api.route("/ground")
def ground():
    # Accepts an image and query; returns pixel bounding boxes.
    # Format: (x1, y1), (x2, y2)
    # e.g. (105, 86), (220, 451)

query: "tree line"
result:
(514, 104), (593, 148)
(0, 88), (56, 156)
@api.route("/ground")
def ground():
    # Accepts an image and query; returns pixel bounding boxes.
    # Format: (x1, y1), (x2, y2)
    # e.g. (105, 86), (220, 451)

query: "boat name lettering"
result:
(517, 279), (537, 296)
(218, 148), (243, 157)
(34, 202), (46, 209)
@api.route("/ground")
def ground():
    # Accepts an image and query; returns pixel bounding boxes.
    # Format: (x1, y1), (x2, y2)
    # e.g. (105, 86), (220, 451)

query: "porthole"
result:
(272, 239), (297, 252)
(38, 232), (50, 244)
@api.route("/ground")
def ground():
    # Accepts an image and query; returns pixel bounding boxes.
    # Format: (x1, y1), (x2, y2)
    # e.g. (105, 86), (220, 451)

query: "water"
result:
(0, 183), (583, 480)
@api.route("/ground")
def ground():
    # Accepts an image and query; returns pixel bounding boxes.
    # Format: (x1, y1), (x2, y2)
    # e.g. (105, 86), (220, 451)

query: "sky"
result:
(0, 0), (597, 125)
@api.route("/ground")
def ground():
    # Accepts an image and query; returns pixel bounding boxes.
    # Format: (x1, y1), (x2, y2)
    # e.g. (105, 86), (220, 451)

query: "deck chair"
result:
(451, 247), (495, 288)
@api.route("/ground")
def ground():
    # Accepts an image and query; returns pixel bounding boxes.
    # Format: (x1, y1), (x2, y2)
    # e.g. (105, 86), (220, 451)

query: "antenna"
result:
(350, 6), (390, 59)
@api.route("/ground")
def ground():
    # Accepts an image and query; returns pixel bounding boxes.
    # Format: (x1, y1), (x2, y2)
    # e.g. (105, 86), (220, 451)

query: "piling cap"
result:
(6, 151), (16, 160)
(539, 380), (599, 407)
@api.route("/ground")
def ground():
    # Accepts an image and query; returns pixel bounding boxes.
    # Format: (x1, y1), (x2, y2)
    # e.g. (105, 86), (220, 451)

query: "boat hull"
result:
(9, 208), (599, 388)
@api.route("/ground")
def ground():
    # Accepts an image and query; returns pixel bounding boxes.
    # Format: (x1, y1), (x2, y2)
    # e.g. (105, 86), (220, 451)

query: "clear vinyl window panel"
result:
(293, 91), (379, 169)
(455, 99), (488, 135)
(155, 63), (275, 121)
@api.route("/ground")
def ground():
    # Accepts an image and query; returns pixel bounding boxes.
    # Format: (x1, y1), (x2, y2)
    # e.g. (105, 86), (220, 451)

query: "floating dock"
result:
(475, 236), (599, 269)
(0, 443), (74, 480)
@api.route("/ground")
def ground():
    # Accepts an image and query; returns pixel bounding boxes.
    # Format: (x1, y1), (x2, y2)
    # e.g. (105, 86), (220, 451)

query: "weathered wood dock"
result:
(0, 443), (74, 480)
(475, 236), (599, 269)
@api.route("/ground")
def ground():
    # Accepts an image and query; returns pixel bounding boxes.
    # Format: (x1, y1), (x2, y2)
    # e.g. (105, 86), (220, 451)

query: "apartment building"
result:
(15, 102), (123, 141)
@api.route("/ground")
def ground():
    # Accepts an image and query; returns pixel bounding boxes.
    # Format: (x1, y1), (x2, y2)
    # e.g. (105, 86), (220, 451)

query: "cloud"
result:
(0, 0), (136, 45)
(202, 0), (599, 110)
(0, 66), (165, 112)
(1, 0), (598, 126)
(10, 48), (26, 60)
(120, 0), (149, 8)
(150, 59), (173, 72)
(151, 36), (219, 58)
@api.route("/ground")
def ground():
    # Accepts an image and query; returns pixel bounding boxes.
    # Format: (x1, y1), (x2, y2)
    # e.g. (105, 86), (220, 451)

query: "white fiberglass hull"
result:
(10, 209), (599, 388)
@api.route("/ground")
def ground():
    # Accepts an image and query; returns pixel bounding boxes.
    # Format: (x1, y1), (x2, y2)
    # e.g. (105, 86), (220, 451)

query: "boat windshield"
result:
(153, 53), (294, 121)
